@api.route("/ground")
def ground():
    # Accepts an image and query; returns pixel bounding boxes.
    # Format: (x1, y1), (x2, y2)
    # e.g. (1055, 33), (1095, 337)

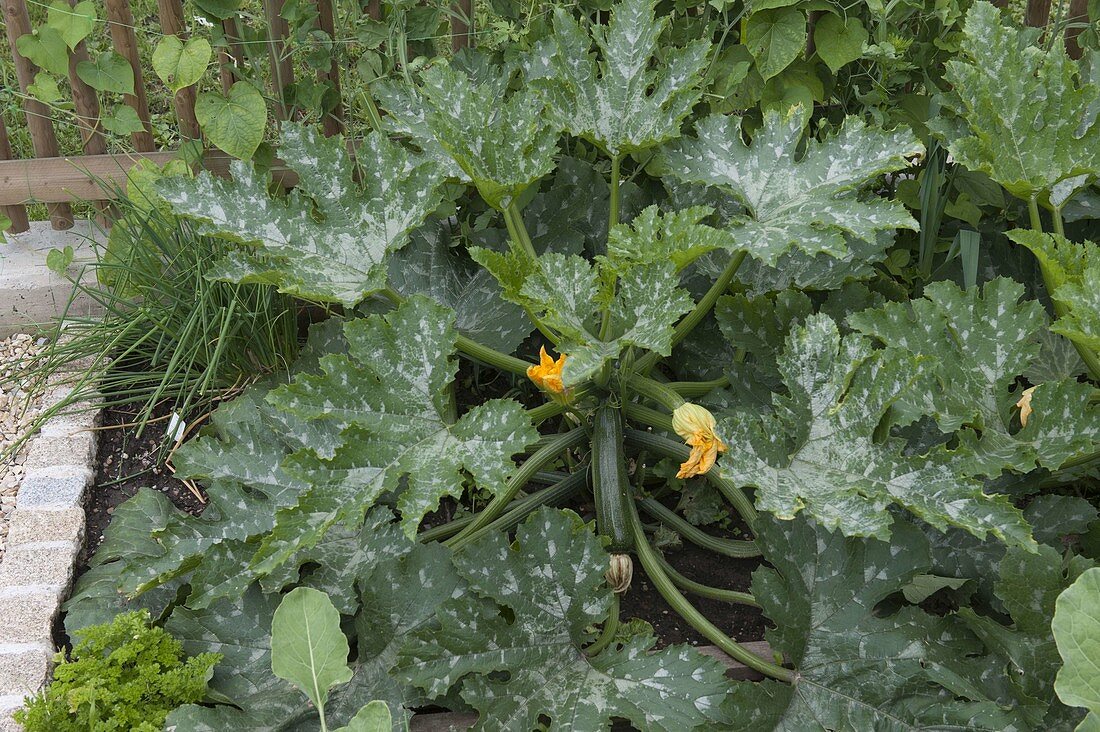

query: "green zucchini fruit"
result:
(591, 405), (634, 555)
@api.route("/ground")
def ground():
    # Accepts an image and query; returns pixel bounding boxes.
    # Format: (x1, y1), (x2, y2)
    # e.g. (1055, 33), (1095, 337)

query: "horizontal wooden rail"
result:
(0, 149), (318, 205)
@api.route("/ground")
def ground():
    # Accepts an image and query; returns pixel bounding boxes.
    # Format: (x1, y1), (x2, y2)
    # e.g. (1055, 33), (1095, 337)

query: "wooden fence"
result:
(0, 0), (1090, 234)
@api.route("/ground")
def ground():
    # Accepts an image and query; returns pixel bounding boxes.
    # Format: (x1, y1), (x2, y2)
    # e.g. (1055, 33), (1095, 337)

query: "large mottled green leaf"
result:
(255, 296), (537, 573)
(957, 545), (1096, 726)
(398, 509), (732, 731)
(526, 0), (709, 156)
(729, 516), (1031, 730)
(381, 63), (558, 210)
(716, 313), (1034, 547)
(388, 221), (532, 353)
(606, 205), (728, 272)
(934, 2), (1100, 202)
(159, 124), (445, 307)
(1054, 567), (1100, 730)
(659, 109), (921, 265)
(505, 253), (692, 384)
(850, 278), (1100, 475)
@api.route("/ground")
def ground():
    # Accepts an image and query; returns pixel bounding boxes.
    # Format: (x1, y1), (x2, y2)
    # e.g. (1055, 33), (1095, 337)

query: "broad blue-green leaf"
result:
(850, 278), (1100, 475)
(76, 51), (135, 94)
(716, 313), (1034, 547)
(271, 587), (353, 714)
(257, 296), (537, 562)
(384, 63), (558, 210)
(398, 509), (733, 731)
(194, 82), (266, 160)
(744, 8), (807, 81)
(516, 253), (692, 384)
(660, 109), (921, 265)
(46, 0), (95, 50)
(160, 124), (444, 307)
(606, 205), (728, 272)
(934, 2), (1100, 202)
(389, 221), (532, 353)
(1054, 567), (1100, 729)
(526, 0), (709, 156)
(730, 516), (1033, 730)
(152, 36), (212, 92)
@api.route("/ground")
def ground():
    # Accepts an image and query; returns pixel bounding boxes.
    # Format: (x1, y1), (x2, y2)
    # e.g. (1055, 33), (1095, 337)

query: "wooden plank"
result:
(105, 0), (157, 151)
(3, 0), (74, 229)
(450, 0), (473, 52)
(406, 641), (778, 730)
(316, 0), (345, 136)
(0, 115), (30, 233)
(1026, 0), (1051, 27)
(1066, 0), (1089, 59)
(263, 0), (296, 120)
(156, 0), (202, 139)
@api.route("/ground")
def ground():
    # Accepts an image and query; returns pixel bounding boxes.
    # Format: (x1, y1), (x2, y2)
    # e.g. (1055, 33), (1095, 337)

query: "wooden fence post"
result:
(105, 0), (156, 151)
(317, 0), (344, 136)
(156, 0), (202, 139)
(263, 0), (296, 121)
(1065, 0), (1089, 58)
(66, 4), (108, 158)
(218, 17), (245, 93)
(451, 0), (473, 52)
(0, 115), (30, 234)
(1026, 0), (1052, 28)
(2, 0), (73, 229)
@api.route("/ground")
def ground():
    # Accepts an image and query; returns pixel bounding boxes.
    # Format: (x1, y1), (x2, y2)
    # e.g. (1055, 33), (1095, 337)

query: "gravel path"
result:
(0, 333), (47, 563)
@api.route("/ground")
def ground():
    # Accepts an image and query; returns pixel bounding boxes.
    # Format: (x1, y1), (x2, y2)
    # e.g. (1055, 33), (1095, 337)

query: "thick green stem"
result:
(666, 376), (729, 397)
(505, 203), (538, 261)
(635, 250), (747, 374)
(528, 400), (566, 424)
(629, 375), (687, 412)
(456, 335), (530, 376)
(584, 593), (620, 657)
(628, 506), (792, 681)
(447, 429), (588, 551)
(1028, 196), (1043, 232)
(623, 401), (674, 432)
(654, 553), (759, 607)
(639, 497), (759, 558)
(624, 428), (758, 524)
(1052, 206), (1066, 238)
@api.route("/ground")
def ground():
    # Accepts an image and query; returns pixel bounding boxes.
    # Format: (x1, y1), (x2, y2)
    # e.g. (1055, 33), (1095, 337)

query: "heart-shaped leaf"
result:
(195, 82), (266, 159)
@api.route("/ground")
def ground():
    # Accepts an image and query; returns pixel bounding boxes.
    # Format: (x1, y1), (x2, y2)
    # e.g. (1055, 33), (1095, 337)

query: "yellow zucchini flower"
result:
(1016, 385), (1036, 427)
(672, 403), (727, 479)
(528, 347), (567, 395)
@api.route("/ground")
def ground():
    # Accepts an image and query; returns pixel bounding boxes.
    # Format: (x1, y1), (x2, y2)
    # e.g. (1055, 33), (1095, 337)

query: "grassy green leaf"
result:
(271, 587), (354, 715)
(152, 36), (212, 92)
(745, 8), (807, 81)
(76, 51), (136, 94)
(46, 0), (96, 50)
(527, 0), (709, 156)
(195, 82), (266, 159)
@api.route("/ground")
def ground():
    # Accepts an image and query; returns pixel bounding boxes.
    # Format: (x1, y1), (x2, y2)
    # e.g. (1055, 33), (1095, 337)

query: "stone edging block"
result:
(0, 379), (100, 729)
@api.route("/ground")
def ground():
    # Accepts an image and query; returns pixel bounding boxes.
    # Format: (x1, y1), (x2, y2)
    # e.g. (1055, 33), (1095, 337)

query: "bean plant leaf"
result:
(744, 9), (807, 81)
(934, 1), (1100, 202)
(850, 278), (1100, 475)
(716, 313), (1035, 547)
(732, 516), (1033, 730)
(194, 82), (267, 160)
(814, 14), (867, 72)
(388, 221), (532, 353)
(271, 587), (354, 713)
(15, 27), (69, 76)
(526, 0), (710, 156)
(508, 253), (693, 385)
(383, 63), (558, 210)
(152, 36), (212, 92)
(160, 124), (445, 307)
(76, 51), (136, 94)
(659, 108), (921, 265)
(1053, 567), (1100, 728)
(398, 508), (733, 731)
(256, 296), (537, 567)
(47, 0), (96, 50)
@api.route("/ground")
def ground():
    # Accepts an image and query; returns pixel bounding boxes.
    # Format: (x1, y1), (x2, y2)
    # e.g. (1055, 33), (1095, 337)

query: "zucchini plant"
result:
(62, 0), (1100, 729)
